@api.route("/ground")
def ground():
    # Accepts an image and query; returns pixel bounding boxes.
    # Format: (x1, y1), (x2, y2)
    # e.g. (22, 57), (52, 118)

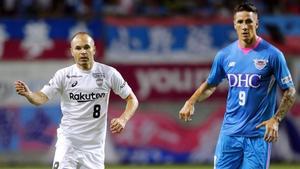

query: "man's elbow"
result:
(29, 92), (49, 106)
(29, 99), (46, 106)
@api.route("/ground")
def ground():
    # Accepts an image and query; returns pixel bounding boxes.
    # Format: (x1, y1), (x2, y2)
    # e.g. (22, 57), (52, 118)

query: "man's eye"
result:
(75, 47), (81, 50)
(84, 45), (90, 50)
(246, 20), (253, 24)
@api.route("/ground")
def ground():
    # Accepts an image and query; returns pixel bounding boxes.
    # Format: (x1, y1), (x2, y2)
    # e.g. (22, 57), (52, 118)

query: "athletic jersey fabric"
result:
(41, 62), (132, 154)
(207, 37), (294, 137)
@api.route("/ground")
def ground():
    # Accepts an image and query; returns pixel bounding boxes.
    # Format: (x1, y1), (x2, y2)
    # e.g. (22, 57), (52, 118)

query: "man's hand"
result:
(256, 117), (279, 142)
(15, 80), (31, 96)
(179, 101), (195, 122)
(110, 117), (127, 134)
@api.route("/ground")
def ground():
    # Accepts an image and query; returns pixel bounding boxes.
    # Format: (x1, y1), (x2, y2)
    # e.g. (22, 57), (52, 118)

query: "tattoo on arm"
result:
(274, 87), (296, 122)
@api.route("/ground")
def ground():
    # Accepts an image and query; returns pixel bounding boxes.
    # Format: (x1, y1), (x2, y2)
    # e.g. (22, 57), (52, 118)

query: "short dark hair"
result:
(233, 2), (258, 15)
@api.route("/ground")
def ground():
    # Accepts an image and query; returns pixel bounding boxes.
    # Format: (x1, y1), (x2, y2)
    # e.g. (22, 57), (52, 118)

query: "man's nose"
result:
(241, 23), (248, 30)
(80, 49), (87, 54)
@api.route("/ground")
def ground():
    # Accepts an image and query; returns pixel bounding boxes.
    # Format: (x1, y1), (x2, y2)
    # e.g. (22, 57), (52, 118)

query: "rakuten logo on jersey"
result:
(227, 74), (261, 88)
(69, 92), (106, 102)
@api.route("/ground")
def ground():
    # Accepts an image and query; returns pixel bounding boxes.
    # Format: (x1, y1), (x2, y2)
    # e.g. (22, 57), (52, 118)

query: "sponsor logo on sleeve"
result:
(47, 79), (54, 86)
(120, 81), (127, 89)
(281, 75), (292, 84)
(228, 61), (236, 67)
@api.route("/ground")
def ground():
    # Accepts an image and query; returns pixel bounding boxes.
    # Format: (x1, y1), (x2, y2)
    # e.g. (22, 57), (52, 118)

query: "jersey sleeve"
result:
(272, 51), (294, 89)
(111, 68), (132, 99)
(41, 70), (63, 100)
(207, 51), (226, 85)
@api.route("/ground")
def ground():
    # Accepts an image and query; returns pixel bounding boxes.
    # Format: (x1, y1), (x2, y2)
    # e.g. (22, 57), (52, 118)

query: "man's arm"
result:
(273, 87), (296, 122)
(179, 80), (217, 122)
(15, 80), (49, 106)
(190, 80), (217, 104)
(256, 87), (296, 142)
(110, 91), (139, 133)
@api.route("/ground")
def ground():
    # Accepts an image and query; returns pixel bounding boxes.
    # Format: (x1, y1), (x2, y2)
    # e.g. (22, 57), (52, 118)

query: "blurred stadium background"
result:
(0, 0), (300, 168)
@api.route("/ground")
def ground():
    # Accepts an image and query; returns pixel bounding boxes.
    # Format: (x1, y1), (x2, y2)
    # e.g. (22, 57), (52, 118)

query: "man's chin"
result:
(241, 37), (254, 45)
(79, 61), (88, 66)
(77, 62), (90, 69)
(241, 36), (249, 41)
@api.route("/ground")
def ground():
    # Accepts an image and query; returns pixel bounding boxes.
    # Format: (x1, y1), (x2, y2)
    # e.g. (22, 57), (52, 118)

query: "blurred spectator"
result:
(136, 0), (168, 16)
(102, 0), (135, 16)
(0, 0), (299, 18)
(0, 0), (19, 17)
(286, 0), (300, 14)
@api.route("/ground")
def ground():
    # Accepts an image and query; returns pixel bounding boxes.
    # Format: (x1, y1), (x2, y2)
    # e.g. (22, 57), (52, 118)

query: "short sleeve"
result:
(207, 51), (226, 85)
(41, 70), (63, 100)
(111, 68), (132, 99)
(272, 51), (294, 89)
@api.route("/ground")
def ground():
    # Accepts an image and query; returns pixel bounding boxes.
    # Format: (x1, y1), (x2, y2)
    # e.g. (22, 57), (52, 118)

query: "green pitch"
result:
(1, 163), (300, 169)
(109, 164), (300, 169)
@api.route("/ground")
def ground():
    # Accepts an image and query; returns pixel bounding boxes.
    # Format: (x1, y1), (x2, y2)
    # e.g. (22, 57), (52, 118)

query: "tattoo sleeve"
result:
(274, 87), (296, 122)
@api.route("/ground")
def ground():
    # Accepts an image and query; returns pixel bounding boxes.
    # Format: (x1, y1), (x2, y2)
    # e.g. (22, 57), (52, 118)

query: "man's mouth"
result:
(79, 59), (88, 63)
(79, 57), (89, 61)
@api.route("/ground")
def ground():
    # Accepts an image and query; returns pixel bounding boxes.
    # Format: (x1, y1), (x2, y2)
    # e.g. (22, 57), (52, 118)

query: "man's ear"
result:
(70, 47), (76, 59)
(233, 15), (237, 30)
(93, 45), (96, 55)
(70, 47), (73, 56)
(233, 21), (237, 30)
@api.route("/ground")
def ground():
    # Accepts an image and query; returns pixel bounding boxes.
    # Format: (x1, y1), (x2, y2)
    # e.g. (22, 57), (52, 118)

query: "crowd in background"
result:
(0, 0), (300, 19)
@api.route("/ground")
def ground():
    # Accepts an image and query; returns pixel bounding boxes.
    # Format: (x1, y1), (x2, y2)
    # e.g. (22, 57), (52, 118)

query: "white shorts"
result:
(52, 144), (104, 169)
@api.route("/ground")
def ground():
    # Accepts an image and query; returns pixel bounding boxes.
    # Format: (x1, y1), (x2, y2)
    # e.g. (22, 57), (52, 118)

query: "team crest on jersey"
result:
(96, 78), (104, 87)
(93, 72), (105, 87)
(253, 59), (268, 70)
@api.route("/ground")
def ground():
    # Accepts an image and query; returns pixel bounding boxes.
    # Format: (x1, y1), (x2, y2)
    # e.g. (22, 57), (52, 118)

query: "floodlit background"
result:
(0, 0), (300, 168)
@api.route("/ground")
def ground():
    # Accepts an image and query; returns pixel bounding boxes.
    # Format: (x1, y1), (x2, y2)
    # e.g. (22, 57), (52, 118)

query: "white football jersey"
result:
(41, 62), (132, 155)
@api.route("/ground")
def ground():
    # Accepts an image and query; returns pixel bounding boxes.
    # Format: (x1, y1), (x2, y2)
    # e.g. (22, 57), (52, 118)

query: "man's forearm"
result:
(274, 87), (296, 122)
(120, 92), (139, 122)
(188, 81), (217, 104)
(25, 91), (49, 106)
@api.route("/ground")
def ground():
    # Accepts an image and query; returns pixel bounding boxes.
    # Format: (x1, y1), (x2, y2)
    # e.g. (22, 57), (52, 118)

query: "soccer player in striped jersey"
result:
(179, 3), (296, 169)
(15, 32), (139, 169)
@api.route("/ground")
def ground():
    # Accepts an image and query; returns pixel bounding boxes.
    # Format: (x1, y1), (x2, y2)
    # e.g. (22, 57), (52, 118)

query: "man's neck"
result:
(77, 62), (93, 71)
(239, 36), (259, 48)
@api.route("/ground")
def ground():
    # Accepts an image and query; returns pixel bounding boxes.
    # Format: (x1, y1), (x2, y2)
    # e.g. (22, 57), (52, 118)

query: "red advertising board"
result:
(111, 63), (228, 101)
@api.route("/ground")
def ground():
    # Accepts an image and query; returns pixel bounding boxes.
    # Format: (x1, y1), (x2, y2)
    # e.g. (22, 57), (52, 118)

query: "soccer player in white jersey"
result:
(179, 2), (296, 169)
(15, 32), (139, 169)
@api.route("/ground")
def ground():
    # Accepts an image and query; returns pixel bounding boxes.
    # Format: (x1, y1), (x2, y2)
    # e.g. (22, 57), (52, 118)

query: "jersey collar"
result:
(238, 36), (262, 54)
